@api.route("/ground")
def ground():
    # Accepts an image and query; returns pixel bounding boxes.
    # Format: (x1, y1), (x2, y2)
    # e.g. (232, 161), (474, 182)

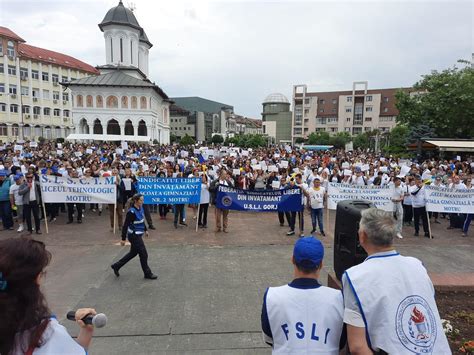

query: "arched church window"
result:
(96, 95), (103, 108)
(110, 38), (113, 62)
(76, 95), (83, 107)
(130, 40), (133, 64)
(86, 95), (93, 108)
(106, 96), (118, 108)
(140, 96), (147, 109)
(131, 96), (137, 109)
(121, 96), (128, 108)
(138, 120), (147, 136)
(120, 38), (123, 63)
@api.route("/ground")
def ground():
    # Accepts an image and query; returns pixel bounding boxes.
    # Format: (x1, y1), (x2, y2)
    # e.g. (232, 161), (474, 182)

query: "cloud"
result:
(0, 0), (471, 118)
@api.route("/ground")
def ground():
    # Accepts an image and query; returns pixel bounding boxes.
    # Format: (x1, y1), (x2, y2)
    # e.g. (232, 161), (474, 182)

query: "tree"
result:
(353, 133), (370, 150)
(383, 125), (410, 154)
(211, 134), (224, 144)
(295, 137), (306, 144)
(307, 131), (330, 145)
(329, 132), (351, 149)
(170, 134), (178, 144)
(180, 134), (195, 146)
(396, 61), (474, 138)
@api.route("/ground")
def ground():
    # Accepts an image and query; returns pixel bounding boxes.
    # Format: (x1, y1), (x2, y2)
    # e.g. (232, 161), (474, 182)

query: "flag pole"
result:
(195, 203), (200, 232)
(426, 209), (432, 239)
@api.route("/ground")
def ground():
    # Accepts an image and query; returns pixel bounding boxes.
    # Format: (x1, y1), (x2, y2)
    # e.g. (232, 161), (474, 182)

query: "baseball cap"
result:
(293, 237), (324, 268)
(0, 170), (8, 177)
(14, 174), (23, 181)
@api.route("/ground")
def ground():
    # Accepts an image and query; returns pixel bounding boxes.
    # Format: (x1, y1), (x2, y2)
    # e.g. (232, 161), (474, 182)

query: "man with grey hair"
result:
(342, 208), (450, 354)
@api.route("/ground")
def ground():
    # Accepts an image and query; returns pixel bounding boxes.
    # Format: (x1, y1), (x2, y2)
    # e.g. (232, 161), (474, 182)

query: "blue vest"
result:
(127, 206), (145, 235)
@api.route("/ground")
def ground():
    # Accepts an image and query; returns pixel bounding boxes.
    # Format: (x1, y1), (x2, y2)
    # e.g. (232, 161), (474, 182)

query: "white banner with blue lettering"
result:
(425, 185), (474, 213)
(328, 183), (393, 211)
(40, 175), (116, 204)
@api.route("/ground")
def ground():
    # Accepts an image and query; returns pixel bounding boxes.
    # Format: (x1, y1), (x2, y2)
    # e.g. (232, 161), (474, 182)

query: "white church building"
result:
(64, 0), (171, 144)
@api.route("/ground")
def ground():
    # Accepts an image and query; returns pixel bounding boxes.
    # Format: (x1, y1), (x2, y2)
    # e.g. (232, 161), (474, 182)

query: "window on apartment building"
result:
(42, 72), (49, 81)
(0, 42), (3, 55)
(380, 127), (389, 132)
(53, 91), (60, 100)
(9, 85), (17, 95)
(352, 127), (362, 135)
(364, 127), (371, 132)
(62, 75), (68, 82)
(347, 96), (352, 102)
(304, 108), (309, 114)
(0, 84), (5, 93)
(20, 67), (28, 78)
(365, 117), (372, 122)
(304, 98), (310, 104)
(366, 106), (372, 112)
(346, 117), (351, 122)
(0, 103), (6, 112)
(327, 117), (338, 124)
(21, 86), (29, 96)
(44, 107), (50, 116)
(384, 97), (389, 103)
(63, 110), (70, 117)
(316, 128), (325, 132)
(320, 108), (324, 113)
(330, 127), (338, 133)
(332, 108), (336, 113)
(11, 124), (19, 137)
(43, 90), (50, 100)
(22, 106), (30, 114)
(10, 104), (19, 113)
(53, 108), (60, 116)
(63, 93), (69, 101)
(332, 99), (337, 104)
(8, 65), (16, 75)
(33, 106), (41, 115)
(0, 124), (7, 135)
(366, 95), (372, 102)
(319, 99), (325, 104)
(31, 70), (39, 80)
(0, 64), (3, 73)
(7, 41), (15, 57)
(317, 118), (327, 125)
(345, 127), (351, 132)
(383, 107), (388, 113)
(32, 88), (39, 98)
(52, 74), (59, 83)
(345, 108), (352, 113)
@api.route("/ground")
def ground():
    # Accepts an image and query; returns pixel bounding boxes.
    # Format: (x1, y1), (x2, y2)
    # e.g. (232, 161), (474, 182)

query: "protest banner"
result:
(328, 183), (393, 211)
(137, 177), (201, 204)
(40, 175), (116, 204)
(425, 186), (474, 213)
(216, 185), (302, 212)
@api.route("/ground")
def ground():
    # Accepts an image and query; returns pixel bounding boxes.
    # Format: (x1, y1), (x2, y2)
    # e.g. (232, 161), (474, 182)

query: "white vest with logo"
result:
(344, 253), (451, 354)
(266, 284), (344, 354)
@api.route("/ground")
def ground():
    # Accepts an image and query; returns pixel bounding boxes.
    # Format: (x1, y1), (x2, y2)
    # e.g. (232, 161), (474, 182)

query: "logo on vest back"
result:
(221, 196), (232, 207)
(396, 295), (437, 353)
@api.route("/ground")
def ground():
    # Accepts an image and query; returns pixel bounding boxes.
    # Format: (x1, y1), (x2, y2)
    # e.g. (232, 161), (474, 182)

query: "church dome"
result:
(263, 93), (290, 104)
(139, 29), (153, 48)
(99, 0), (142, 32)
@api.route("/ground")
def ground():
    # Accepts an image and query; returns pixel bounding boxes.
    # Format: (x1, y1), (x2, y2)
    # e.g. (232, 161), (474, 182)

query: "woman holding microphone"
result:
(0, 238), (96, 354)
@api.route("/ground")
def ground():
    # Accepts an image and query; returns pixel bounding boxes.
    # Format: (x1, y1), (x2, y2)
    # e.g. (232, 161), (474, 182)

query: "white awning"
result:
(66, 134), (151, 142)
(425, 140), (474, 152)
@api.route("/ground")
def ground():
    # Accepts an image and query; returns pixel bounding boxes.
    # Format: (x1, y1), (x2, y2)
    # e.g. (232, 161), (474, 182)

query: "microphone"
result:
(66, 311), (107, 328)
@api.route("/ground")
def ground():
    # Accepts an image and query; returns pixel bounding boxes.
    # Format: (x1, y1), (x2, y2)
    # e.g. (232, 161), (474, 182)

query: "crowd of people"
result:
(0, 139), (472, 238)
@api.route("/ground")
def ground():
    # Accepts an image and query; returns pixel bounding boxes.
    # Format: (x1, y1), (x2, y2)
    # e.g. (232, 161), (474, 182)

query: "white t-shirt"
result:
(13, 318), (86, 355)
(29, 184), (36, 202)
(10, 183), (23, 205)
(308, 186), (325, 209)
(200, 182), (210, 204)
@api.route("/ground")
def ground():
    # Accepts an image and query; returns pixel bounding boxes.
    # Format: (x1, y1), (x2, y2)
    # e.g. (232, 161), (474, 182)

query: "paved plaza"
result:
(2, 206), (474, 354)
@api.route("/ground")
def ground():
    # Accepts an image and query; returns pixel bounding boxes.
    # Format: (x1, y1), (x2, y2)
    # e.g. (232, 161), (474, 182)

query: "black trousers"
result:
(67, 203), (84, 222)
(174, 204), (184, 225)
(143, 204), (153, 227)
(413, 206), (429, 235)
(114, 233), (152, 276)
(403, 204), (413, 223)
(24, 201), (41, 232)
(278, 212), (291, 226)
(289, 210), (304, 232)
(46, 203), (59, 219)
(198, 203), (209, 226)
(158, 204), (167, 217)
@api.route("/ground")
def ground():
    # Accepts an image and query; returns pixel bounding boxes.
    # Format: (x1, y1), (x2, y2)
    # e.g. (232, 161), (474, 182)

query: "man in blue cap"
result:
(0, 169), (14, 230)
(261, 237), (346, 354)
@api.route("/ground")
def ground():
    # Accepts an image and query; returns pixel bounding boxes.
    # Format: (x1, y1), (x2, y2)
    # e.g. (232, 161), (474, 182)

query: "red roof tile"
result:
(18, 43), (99, 74)
(0, 26), (25, 42)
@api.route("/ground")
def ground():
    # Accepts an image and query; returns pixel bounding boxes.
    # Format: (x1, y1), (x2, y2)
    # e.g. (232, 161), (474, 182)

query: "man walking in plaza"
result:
(391, 176), (404, 239)
(261, 236), (346, 353)
(342, 208), (450, 354)
(19, 173), (42, 235)
(410, 175), (430, 237)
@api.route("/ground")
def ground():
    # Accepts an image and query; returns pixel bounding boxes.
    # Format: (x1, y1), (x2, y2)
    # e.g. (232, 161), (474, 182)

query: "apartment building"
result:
(0, 26), (98, 142)
(292, 82), (410, 143)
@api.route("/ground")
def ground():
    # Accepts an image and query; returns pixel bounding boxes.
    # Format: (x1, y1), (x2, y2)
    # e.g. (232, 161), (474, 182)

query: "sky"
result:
(1, 0), (472, 118)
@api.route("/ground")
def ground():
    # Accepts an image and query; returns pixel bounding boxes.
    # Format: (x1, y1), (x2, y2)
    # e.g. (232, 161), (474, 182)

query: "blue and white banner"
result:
(137, 177), (201, 205)
(40, 175), (116, 204)
(216, 185), (302, 212)
(328, 183), (393, 212)
(425, 185), (474, 213)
